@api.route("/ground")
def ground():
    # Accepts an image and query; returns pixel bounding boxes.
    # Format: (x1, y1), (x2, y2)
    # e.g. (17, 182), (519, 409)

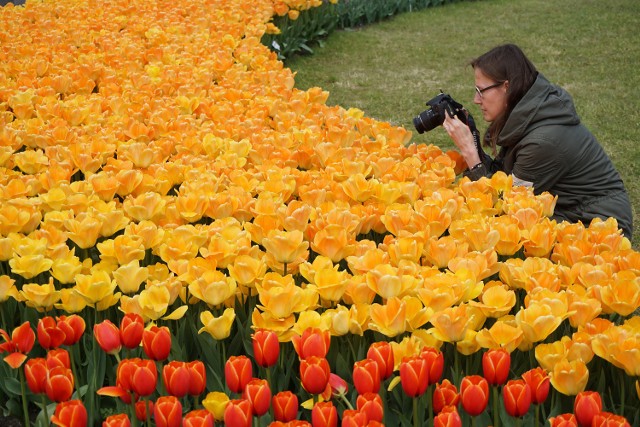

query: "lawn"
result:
(286, 0), (640, 247)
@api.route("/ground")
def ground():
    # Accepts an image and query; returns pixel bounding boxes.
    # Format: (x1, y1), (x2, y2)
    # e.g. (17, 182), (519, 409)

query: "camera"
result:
(413, 92), (467, 134)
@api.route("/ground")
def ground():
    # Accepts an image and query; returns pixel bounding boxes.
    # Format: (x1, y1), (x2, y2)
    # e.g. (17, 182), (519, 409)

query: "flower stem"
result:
(493, 386), (500, 427)
(338, 392), (354, 410)
(19, 368), (29, 427)
(40, 394), (49, 427)
(427, 385), (433, 426)
(412, 396), (419, 427)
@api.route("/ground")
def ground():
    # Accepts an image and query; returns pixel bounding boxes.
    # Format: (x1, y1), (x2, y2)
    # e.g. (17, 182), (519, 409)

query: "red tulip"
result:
(482, 348), (510, 386)
(135, 400), (154, 422)
(224, 399), (253, 427)
(549, 414), (578, 427)
(225, 355), (253, 393)
(187, 360), (206, 396)
(521, 367), (550, 405)
(119, 313), (144, 349)
(433, 406), (462, 427)
(0, 321), (36, 368)
(131, 358), (158, 397)
(574, 391), (602, 427)
(591, 412), (631, 427)
(352, 358), (380, 395)
(154, 396), (183, 427)
(103, 413), (131, 427)
(327, 373), (348, 398)
(46, 366), (75, 402)
(300, 356), (331, 395)
(163, 361), (191, 398)
(50, 399), (87, 427)
(242, 378), (272, 416)
(57, 315), (85, 346)
(252, 329), (280, 368)
(37, 316), (66, 350)
(142, 325), (171, 361)
(311, 401), (338, 427)
(356, 392), (383, 423)
(399, 355), (429, 397)
(502, 379), (531, 418)
(432, 379), (459, 414)
(292, 327), (330, 360)
(46, 348), (71, 370)
(115, 358), (138, 396)
(24, 357), (48, 394)
(366, 341), (394, 380)
(272, 391), (299, 422)
(94, 320), (122, 355)
(420, 346), (444, 385)
(183, 409), (215, 427)
(341, 409), (367, 427)
(459, 375), (489, 417)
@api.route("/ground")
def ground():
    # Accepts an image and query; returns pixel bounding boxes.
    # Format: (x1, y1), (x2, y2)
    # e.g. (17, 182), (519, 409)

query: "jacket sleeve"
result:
(462, 149), (501, 181)
(510, 134), (566, 193)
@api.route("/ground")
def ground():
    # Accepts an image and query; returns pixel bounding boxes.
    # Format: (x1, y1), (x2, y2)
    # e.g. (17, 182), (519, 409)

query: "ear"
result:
(503, 80), (510, 91)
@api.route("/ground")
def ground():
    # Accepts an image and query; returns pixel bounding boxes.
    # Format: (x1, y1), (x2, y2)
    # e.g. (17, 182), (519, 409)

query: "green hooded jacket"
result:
(468, 74), (633, 238)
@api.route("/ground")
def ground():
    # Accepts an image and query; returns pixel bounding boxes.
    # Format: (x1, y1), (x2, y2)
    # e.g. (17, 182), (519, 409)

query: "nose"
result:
(473, 91), (483, 105)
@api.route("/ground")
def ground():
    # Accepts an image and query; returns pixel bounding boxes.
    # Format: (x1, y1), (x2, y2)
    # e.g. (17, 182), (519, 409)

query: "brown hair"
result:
(470, 44), (538, 150)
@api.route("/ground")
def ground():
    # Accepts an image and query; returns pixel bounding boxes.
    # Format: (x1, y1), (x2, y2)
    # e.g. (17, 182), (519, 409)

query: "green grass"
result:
(286, 0), (640, 247)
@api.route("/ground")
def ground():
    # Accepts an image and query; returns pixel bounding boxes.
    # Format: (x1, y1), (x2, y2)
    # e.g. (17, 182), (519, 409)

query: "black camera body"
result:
(413, 92), (466, 134)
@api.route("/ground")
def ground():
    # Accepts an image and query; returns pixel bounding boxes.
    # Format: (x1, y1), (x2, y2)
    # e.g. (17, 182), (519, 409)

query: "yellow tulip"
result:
(20, 278), (60, 312)
(256, 273), (318, 319)
(310, 223), (355, 263)
(55, 288), (88, 313)
(156, 225), (207, 262)
(299, 255), (335, 284)
(74, 270), (117, 306)
(469, 281), (516, 318)
(0, 275), (17, 303)
(314, 267), (350, 303)
(523, 217), (557, 257)
(449, 216), (500, 253)
(429, 304), (474, 343)
(50, 251), (83, 284)
(199, 308), (236, 340)
(0, 236), (15, 262)
(390, 335), (425, 370)
(535, 340), (569, 372)
(9, 249), (53, 280)
(278, 200), (313, 233)
(113, 260), (149, 294)
(404, 296), (432, 332)
(63, 213), (103, 249)
(322, 305), (351, 336)
(202, 391), (230, 421)
(96, 208), (130, 238)
(366, 264), (416, 300)
(515, 301), (564, 345)
(567, 332), (594, 365)
(137, 284), (172, 321)
(456, 329), (481, 356)
(125, 220), (165, 250)
(387, 232), (426, 266)
(596, 270), (640, 316)
(346, 246), (390, 275)
(251, 309), (295, 340)
(227, 253), (267, 294)
(414, 200), (453, 239)
(292, 311), (329, 336)
(380, 203), (424, 236)
(489, 215), (523, 256)
(422, 235), (468, 269)
(112, 234), (146, 265)
(566, 286), (602, 328)
(261, 229), (309, 265)
(188, 269), (237, 307)
(369, 297), (407, 337)
(475, 320), (524, 353)
(549, 358), (589, 396)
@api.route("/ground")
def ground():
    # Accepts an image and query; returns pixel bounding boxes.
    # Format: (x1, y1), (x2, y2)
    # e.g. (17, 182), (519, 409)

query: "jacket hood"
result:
(497, 74), (581, 147)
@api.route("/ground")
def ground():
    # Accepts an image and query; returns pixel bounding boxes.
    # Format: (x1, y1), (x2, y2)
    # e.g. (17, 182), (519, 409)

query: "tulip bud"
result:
(352, 358), (380, 395)
(521, 367), (550, 405)
(131, 358), (158, 397)
(399, 355), (428, 397)
(163, 360), (191, 398)
(420, 346), (444, 385)
(119, 313), (144, 349)
(183, 409), (215, 427)
(56, 315), (85, 346)
(46, 348), (71, 370)
(341, 409), (367, 427)
(135, 400), (154, 423)
(154, 395), (183, 427)
(103, 413), (131, 427)
(573, 391), (602, 427)
(224, 399), (253, 427)
(272, 391), (298, 422)
(292, 327), (330, 360)
(50, 399), (87, 427)
(367, 341), (394, 380)
(37, 316), (66, 350)
(591, 412), (631, 427)
(46, 366), (75, 402)
(356, 392), (383, 423)
(502, 379), (532, 418)
(142, 325), (171, 361)
(252, 329), (280, 368)
(24, 358), (48, 394)
(225, 355), (253, 393)
(202, 391), (230, 422)
(434, 406), (462, 427)
(94, 320), (122, 355)
(300, 356), (331, 395)
(459, 375), (489, 417)
(549, 413), (578, 427)
(311, 401), (337, 427)
(432, 379), (459, 415)
(482, 348), (511, 386)
(187, 360), (206, 396)
(242, 378), (272, 416)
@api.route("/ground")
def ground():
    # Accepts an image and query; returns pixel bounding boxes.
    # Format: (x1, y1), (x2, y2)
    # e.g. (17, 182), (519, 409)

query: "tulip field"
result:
(0, 0), (639, 426)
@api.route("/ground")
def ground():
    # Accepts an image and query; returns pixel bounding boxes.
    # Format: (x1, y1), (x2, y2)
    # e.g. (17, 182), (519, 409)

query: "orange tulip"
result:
(574, 391), (602, 427)
(50, 399), (87, 427)
(142, 325), (171, 361)
(187, 360), (206, 396)
(399, 355), (429, 397)
(37, 316), (66, 350)
(252, 329), (280, 368)
(482, 348), (510, 386)
(356, 392), (383, 423)
(46, 366), (75, 402)
(56, 315), (85, 346)
(459, 375), (489, 417)
(224, 399), (253, 427)
(300, 356), (331, 395)
(163, 360), (191, 398)
(242, 378), (272, 416)
(224, 355), (252, 394)
(340, 409), (367, 427)
(135, 400), (154, 423)
(433, 406), (462, 427)
(521, 367), (550, 405)
(352, 358), (380, 395)
(154, 395), (183, 427)
(420, 346), (444, 385)
(93, 320), (122, 355)
(292, 327), (330, 360)
(432, 380), (459, 414)
(24, 357), (48, 394)
(549, 414), (578, 427)
(502, 379), (532, 418)
(119, 313), (144, 350)
(367, 341), (394, 380)
(103, 413), (131, 427)
(131, 358), (158, 397)
(591, 412), (631, 427)
(0, 321), (36, 368)
(182, 409), (214, 427)
(46, 348), (71, 370)
(311, 401), (337, 427)
(272, 391), (298, 422)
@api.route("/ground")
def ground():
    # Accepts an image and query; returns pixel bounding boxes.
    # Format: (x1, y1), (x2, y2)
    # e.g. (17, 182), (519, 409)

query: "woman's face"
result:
(473, 68), (509, 122)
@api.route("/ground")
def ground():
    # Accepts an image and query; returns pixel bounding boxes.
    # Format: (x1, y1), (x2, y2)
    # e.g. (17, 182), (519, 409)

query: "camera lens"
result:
(413, 108), (442, 134)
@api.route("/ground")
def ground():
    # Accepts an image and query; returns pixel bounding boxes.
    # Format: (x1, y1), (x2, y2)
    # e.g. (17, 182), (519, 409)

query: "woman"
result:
(443, 44), (633, 239)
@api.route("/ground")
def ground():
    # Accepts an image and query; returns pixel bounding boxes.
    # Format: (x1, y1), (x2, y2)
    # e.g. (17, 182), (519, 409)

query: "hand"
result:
(442, 112), (481, 168)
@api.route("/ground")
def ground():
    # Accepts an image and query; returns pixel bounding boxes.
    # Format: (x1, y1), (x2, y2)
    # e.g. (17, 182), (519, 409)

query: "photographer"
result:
(441, 43), (633, 239)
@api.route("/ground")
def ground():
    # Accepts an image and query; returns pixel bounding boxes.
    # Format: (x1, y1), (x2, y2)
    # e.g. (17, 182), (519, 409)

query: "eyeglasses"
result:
(475, 81), (504, 98)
